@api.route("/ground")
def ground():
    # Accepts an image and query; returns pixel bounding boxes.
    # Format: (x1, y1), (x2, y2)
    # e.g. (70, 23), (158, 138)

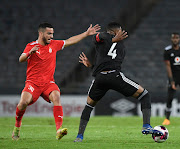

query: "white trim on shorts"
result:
(88, 79), (95, 95)
(120, 72), (139, 89)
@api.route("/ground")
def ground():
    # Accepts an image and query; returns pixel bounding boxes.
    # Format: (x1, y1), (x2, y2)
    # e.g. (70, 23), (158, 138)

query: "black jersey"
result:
(92, 32), (125, 76)
(164, 45), (180, 79)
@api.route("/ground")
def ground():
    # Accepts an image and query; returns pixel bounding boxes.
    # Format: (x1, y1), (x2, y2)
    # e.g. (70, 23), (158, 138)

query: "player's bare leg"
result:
(74, 96), (98, 142)
(12, 92), (33, 140)
(49, 90), (67, 140)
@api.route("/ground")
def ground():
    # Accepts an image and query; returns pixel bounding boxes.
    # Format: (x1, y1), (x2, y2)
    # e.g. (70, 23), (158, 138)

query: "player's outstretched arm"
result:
(79, 52), (92, 68)
(64, 24), (101, 48)
(19, 45), (39, 62)
(164, 60), (177, 90)
(112, 28), (128, 43)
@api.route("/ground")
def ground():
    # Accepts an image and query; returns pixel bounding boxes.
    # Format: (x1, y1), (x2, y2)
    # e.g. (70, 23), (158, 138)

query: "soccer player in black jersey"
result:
(162, 33), (180, 125)
(74, 22), (162, 142)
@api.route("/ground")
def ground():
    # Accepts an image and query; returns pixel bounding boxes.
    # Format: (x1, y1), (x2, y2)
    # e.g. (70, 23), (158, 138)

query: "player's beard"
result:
(172, 42), (179, 46)
(42, 36), (49, 45)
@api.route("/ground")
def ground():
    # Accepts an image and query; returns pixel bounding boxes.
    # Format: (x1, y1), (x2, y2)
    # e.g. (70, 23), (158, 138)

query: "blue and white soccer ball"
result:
(152, 125), (169, 143)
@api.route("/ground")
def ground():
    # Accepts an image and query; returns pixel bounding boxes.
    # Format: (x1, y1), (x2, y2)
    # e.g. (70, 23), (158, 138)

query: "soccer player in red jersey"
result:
(12, 22), (101, 140)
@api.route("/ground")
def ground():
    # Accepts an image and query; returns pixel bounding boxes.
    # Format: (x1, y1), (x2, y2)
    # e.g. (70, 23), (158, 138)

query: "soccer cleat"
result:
(162, 119), (170, 125)
(12, 126), (21, 140)
(56, 128), (68, 140)
(74, 134), (83, 142)
(142, 124), (163, 136)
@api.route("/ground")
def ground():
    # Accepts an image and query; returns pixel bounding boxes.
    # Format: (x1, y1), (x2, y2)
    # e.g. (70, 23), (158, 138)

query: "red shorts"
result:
(22, 81), (60, 105)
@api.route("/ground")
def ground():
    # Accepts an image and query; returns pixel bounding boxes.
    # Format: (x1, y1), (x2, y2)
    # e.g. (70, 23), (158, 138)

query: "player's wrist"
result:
(84, 31), (89, 37)
(26, 52), (31, 58)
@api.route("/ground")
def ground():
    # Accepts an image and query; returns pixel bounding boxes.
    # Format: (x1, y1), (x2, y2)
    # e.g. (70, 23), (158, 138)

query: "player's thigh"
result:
(88, 76), (108, 102)
(18, 91), (33, 109)
(22, 82), (41, 105)
(42, 82), (61, 105)
(113, 72), (140, 97)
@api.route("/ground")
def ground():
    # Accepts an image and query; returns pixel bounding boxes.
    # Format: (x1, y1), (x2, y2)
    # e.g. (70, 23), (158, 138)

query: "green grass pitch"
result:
(0, 116), (180, 149)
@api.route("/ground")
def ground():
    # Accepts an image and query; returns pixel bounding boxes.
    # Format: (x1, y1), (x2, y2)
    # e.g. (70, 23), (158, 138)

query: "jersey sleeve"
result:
(164, 50), (170, 61)
(54, 40), (65, 51)
(94, 32), (111, 43)
(23, 44), (32, 54)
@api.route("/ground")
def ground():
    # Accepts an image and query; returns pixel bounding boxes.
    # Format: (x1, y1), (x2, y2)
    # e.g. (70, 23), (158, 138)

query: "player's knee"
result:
(138, 89), (151, 110)
(87, 96), (98, 107)
(167, 104), (172, 109)
(50, 92), (60, 105)
(167, 101), (172, 108)
(18, 100), (29, 110)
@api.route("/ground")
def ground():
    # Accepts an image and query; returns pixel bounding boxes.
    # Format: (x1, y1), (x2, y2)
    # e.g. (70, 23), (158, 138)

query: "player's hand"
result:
(171, 82), (177, 90)
(112, 27), (128, 42)
(86, 24), (101, 36)
(29, 45), (40, 55)
(79, 52), (92, 67)
(116, 28), (128, 41)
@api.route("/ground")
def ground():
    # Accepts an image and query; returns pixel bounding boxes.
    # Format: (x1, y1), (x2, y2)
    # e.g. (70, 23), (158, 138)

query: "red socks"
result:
(15, 106), (63, 130)
(15, 106), (26, 127)
(53, 106), (63, 130)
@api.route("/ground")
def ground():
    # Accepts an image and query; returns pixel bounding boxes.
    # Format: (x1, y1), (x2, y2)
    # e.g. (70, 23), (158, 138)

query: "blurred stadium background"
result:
(0, 0), (180, 118)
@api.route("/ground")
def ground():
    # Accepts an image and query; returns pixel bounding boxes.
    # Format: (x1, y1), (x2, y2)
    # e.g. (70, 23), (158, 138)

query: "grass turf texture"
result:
(0, 117), (179, 149)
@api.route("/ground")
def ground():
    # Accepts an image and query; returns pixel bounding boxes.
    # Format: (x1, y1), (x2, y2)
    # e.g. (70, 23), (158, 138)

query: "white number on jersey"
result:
(107, 43), (117, 59)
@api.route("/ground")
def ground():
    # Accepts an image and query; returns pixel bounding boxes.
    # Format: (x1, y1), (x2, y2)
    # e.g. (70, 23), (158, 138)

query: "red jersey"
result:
(23, 40), (65, 86)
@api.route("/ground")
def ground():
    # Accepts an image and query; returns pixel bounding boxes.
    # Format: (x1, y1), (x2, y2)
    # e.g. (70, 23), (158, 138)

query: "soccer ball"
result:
(152, 125), (169, 143)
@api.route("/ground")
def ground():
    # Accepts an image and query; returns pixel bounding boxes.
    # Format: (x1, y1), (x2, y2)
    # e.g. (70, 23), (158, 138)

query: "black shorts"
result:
(168, 78), (180, 87)
(88, 70), (139, 101)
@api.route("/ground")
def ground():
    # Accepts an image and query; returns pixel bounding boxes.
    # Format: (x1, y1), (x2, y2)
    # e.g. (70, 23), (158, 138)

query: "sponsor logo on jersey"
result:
(36, 51), (40, 54)
(49, 47), (52, 53)
(174, 56), (180, 65)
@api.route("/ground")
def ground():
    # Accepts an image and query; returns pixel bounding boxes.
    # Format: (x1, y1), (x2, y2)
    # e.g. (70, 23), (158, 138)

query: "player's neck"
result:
(37, 38), (46, 46)
(173, 44), (179, 50)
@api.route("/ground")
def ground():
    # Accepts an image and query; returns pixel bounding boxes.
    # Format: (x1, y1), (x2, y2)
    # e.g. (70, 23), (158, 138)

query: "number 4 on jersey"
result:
(108, 43), (117, 59)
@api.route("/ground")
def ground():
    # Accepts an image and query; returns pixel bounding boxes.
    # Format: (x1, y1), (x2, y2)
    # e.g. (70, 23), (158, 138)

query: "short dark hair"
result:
(38, 22), (53, 32)
(171, 32), (179, 36)
(106, 22), (121, 31)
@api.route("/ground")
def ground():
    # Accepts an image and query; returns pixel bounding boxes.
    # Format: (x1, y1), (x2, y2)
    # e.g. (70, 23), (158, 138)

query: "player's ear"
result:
(38, 31), (43, 37)
(108, 30), (115, 35)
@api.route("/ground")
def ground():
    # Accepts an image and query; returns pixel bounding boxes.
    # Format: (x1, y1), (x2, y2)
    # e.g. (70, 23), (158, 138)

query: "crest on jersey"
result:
(174, 56), (180, 63)
(49, 47), (52, 53)
(174, 56), (180, 65)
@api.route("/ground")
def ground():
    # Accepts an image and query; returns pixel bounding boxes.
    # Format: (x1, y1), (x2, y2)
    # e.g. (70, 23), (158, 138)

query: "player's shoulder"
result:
(164, 45), (172, 51)
(27, 40), (38, 46)
(95, 32), (109, 36)
(50, 39), (64, 44)
(94, 32), (112, 41)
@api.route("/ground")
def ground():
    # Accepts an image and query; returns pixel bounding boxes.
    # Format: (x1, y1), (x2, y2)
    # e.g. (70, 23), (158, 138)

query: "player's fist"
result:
(30, 45), (40, 55)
